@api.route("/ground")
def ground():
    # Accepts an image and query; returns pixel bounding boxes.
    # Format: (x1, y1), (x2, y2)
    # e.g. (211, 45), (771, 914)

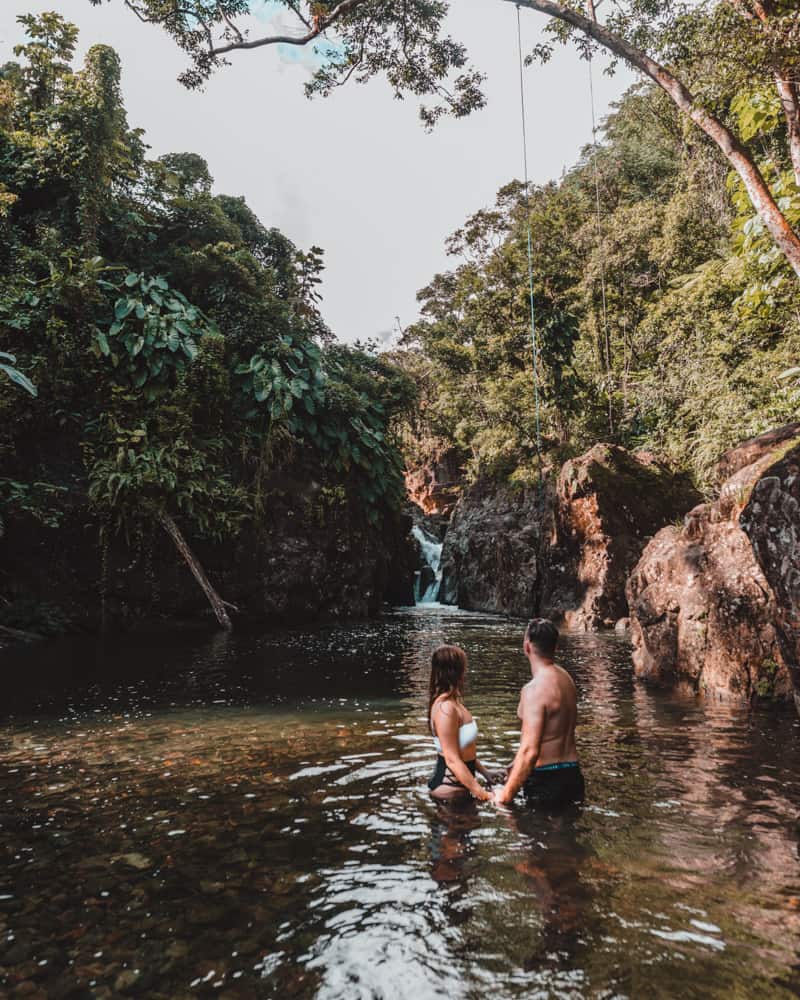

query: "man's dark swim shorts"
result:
(523, 761), (585, 806)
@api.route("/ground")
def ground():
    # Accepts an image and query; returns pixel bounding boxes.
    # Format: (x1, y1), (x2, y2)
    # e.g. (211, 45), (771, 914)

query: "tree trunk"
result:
(157, 510), (233, 630)
(775, 74), (800, 188)
(510, 0), (800, 281)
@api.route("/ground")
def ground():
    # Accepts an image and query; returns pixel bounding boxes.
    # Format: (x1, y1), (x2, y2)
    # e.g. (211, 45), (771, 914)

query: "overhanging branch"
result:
(210, 0), (369, 56)
(506, 0), (800, 279)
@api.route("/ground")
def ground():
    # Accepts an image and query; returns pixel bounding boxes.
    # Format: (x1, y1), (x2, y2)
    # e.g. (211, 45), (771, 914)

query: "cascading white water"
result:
(411, 524), (443, 604)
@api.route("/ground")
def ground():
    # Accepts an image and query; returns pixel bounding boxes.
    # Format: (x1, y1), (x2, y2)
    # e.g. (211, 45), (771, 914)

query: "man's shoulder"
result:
(553, 662), (577, 690)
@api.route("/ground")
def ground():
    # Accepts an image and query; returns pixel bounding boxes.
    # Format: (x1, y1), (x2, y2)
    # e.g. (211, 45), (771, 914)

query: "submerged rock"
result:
(627, 426), (800, 704)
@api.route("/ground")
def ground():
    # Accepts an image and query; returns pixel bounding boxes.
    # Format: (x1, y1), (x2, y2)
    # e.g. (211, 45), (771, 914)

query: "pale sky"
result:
(1, 1), (635, 344)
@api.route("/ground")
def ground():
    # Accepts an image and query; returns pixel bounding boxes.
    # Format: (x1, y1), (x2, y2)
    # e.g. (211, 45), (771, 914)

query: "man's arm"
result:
(493, 687), (546, 805)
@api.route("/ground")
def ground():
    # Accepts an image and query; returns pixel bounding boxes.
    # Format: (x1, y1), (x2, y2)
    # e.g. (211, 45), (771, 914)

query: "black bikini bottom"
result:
(523, 761), (585, 807)
(429, 756), (476, 792)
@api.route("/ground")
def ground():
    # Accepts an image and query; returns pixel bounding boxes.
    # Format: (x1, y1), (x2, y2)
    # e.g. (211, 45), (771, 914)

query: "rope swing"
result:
(515, 4), (544, 483)
(587, 54), (614, 435)
(514, 3), (616, 463)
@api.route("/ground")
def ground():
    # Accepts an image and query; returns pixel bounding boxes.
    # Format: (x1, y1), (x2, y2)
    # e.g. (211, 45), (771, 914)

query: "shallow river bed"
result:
(1, 606), (800, 999)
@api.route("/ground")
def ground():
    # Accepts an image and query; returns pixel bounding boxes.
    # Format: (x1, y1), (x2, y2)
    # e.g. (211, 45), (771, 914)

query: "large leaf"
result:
(0, 362), (37, 396)
(114, 297), (137, 321)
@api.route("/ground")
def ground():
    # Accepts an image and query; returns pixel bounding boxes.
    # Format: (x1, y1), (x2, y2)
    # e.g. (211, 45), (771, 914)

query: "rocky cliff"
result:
(439, 444), (699, 625)
(542, 445), (701, 628)
(439, 479), (554, 616)
(404, 446), (465, 517)
(627, 426), (800, 704)
(740, 433), (800, 713)
(0, 480), (415, 635)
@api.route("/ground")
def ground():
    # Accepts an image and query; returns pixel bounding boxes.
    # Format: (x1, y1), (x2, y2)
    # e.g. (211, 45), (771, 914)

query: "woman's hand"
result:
(473, 786), (492, 803)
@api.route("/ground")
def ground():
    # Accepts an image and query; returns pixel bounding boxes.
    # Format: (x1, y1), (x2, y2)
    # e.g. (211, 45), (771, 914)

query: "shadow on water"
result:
(1, 606), (800, 998)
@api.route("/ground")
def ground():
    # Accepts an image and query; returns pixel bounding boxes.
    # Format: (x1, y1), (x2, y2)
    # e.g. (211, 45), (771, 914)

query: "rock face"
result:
(405, 447), (465, 517)
(627, 427), (800, 703)
(542, 445), (701, 629)
(440, 445), (698, 624)
(740, 436), (800, 713)
(1, 481), (415, 631)
(439, 479), (554, 617)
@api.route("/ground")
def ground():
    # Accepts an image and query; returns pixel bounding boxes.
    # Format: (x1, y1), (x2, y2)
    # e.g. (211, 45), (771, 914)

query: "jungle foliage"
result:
(0, 14), (414, 566)
(394, 80), (800, 488)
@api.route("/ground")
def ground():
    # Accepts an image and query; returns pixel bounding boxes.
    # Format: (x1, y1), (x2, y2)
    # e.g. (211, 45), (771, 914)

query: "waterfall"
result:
(412, 524), (443, 604)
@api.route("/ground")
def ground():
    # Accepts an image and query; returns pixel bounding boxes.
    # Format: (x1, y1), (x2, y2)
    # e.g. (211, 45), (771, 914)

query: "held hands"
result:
(490, 785), (513, 807)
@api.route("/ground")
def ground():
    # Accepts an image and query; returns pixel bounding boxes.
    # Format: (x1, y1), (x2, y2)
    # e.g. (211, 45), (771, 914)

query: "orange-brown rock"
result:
(542, 445), (701, 629)
(627, 427), (800, 703)
(405, 447), (464, 517)
(439, 445), (698, 624)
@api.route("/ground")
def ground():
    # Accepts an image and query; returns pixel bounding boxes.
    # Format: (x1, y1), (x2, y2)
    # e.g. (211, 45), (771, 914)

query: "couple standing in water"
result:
(428, 618), (584, 808)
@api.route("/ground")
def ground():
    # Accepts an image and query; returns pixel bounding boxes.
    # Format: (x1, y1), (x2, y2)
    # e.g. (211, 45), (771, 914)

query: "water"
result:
(412, 525), (443, 604)
(1, 606), (800, 999)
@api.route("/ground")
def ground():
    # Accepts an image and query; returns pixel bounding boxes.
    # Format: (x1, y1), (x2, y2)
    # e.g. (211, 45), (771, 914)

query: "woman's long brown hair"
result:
(428, 644), (467, 729)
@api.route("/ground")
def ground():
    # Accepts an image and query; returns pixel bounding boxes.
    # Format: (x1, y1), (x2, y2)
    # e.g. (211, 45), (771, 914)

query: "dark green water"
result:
(1, 606), (799, 999)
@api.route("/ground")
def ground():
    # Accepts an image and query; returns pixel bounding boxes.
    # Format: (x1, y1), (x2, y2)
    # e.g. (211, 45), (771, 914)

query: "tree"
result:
(2, 15), (413, 633)
(103, 0), (800, 279)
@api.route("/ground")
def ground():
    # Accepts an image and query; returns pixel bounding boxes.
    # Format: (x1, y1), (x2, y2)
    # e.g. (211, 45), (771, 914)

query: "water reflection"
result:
(0, 608), (799, 998)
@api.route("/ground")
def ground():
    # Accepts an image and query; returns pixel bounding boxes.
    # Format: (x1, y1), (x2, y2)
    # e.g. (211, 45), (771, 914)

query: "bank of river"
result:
(1, 607), (799, 998)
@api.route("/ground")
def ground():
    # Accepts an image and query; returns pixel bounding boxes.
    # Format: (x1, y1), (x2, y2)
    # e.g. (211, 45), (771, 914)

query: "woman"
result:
(428, 644), (492, 802)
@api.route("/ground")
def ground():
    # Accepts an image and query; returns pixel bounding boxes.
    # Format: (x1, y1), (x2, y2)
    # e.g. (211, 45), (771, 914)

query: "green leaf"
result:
(0, 363), (37, 397)
(124, 273), (140, 287)
(114, 298), (136, 321)
(96, 331), (110, 356)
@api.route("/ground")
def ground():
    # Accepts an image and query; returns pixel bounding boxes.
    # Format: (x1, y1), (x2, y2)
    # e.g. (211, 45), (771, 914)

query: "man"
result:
(491, 619), (584, 807)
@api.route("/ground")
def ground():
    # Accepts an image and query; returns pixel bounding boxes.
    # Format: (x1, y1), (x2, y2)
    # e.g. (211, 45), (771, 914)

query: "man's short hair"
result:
(524, 618), (559, 658)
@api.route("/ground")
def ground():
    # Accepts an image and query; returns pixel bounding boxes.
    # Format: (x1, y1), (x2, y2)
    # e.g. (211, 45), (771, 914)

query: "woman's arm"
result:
(475, 759), (492, 781)
(434, 703), (491, 801)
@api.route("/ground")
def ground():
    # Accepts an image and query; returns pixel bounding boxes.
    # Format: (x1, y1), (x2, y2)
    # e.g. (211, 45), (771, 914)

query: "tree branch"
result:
(210, 0), (369, 56)
(509, 0), (800, 280)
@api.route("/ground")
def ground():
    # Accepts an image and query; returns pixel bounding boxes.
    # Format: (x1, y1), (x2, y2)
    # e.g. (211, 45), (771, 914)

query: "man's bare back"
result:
(517, 662), (578, 768)
(493, 619), (584, 807)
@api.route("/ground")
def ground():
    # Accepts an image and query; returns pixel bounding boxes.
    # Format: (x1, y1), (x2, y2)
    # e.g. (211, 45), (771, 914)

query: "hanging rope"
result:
(515, 4), (544, 482)
(587, 55), (614, 435)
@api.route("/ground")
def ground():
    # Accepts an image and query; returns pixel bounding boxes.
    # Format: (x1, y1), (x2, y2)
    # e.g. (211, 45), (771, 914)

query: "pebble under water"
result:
(1, 606), (800, 999)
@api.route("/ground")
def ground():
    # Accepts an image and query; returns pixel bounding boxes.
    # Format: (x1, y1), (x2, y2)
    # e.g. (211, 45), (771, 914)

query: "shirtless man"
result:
(492, 619), (584, 807)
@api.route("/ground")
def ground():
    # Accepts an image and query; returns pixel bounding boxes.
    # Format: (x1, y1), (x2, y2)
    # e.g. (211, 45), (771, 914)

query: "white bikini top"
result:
(432, 718), (478, 752)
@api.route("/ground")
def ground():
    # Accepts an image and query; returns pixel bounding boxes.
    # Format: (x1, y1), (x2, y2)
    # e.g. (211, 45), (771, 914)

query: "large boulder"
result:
(541, 445), (701, 629)
(439, 445), (698, 623)
(740, 435), (800, 714)
(627, 427), (800, 703)
(439, 479), (554, 617)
